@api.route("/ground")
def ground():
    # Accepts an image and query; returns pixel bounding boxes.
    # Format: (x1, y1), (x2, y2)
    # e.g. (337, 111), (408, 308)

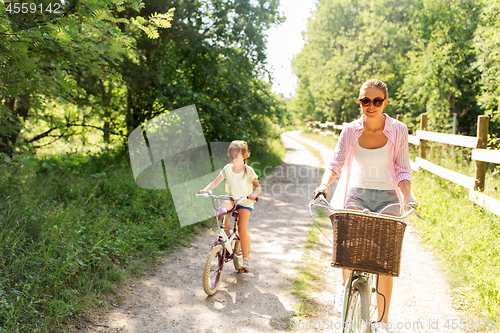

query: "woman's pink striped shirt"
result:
(327, 113), (412, 206)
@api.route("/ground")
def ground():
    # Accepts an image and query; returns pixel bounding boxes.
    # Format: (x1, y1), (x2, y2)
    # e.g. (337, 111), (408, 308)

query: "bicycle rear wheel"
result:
(344, 284), (370, 333)
(233, 240), (241, 271)
(202, 244), (224, 295)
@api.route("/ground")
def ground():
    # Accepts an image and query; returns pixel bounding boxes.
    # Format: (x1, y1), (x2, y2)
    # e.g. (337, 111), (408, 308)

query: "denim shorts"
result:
(236, 204), (253, 212)
(345, 188), (400, 216)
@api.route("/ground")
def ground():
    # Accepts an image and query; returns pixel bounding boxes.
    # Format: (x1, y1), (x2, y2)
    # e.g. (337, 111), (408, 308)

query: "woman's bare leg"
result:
(341, 206), (361, 285)
(342, 206), (393, 323)
(376, 275), (392, 323)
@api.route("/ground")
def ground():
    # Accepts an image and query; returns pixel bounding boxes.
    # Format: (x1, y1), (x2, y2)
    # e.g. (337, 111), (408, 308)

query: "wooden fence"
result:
(306, 114), (500, 217)
(308, 116), (349, 139)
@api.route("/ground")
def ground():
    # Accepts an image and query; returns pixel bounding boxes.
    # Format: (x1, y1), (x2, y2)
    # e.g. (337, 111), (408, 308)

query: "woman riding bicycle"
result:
(313, 79), (417, 333)
(199, 140), (261, 273)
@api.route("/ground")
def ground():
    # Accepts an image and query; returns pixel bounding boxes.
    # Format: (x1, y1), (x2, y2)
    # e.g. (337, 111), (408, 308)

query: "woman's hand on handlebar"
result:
(198, 189), (207, 194)
(403, 193), (418, 210)
(313, 184), (328, 199)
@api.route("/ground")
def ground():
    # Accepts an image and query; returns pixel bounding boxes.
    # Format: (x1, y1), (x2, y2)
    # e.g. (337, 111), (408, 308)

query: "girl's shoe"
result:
(238, 258), (250, 273)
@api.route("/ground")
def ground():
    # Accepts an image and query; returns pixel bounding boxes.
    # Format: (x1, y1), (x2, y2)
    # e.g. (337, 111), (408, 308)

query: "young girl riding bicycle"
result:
(199, 140), (261, 273)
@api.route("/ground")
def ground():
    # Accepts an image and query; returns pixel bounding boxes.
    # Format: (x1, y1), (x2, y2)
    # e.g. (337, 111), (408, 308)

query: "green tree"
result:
(474, 0), (500, 145)
(292, 0), (483, 135)
(0, 0), (174, 158)
(116, 0), (285, 149)
(395, 0), (482, 133)
(292, 0), (414, 123)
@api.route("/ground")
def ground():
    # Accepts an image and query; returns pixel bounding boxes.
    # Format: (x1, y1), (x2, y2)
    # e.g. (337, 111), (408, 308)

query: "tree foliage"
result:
(292, 0), (489, 135)
(1, 0), (286, 159)
(474, 0), (500, 145)
(0, 0), (174, 157)
(116, 0), (285, 151)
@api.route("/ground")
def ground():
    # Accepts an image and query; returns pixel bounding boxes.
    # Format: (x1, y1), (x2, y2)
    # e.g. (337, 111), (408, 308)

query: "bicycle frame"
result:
(197, 191), (257, 256)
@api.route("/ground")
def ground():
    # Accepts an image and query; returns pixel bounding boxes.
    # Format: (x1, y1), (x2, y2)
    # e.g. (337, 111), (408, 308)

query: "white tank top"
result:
(349, 140), (395, 190)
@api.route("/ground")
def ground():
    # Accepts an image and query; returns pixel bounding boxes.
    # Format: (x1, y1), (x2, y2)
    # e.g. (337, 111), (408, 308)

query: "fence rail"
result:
(471, 149), (500, 164)
(306, 114), (500, 217)
(416, 130), (479, 148)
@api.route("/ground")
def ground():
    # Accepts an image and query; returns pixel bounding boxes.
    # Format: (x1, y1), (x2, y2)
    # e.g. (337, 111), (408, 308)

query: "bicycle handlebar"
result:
(196, 190), (258, 213)
(310, 192), (419, 220)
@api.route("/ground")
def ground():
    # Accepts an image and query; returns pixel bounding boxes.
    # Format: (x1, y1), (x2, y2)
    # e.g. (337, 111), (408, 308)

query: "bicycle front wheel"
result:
(344, 284), (370, 333)
(202, 244), (224, 295)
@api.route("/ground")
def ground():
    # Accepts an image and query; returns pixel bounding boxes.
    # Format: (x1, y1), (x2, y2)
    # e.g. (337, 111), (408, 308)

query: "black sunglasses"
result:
(359, 97), (386, 107)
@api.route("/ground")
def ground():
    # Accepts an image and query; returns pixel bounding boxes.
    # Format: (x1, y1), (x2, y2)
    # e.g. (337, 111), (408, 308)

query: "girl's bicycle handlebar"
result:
(196, 190), (258, 215)
(310, 191), (420, 220)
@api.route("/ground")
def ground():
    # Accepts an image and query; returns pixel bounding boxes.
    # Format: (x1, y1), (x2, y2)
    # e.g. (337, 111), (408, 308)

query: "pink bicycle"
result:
(197, 190), (258, 295)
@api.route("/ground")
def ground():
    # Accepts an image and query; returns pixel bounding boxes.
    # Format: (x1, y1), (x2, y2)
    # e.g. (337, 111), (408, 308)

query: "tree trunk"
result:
(0, 94), (30, 158)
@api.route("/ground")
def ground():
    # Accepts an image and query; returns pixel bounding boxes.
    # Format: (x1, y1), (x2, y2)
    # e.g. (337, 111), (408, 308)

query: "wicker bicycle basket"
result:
(329, 212), (407, 277)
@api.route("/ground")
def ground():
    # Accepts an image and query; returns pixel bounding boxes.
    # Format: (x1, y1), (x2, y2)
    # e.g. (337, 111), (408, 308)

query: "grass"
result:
(409, 143), (500, 322)
(290, 224), (324, 319)
(250, 135), (287, 178)
(0, 137), (286, 332)
(411, 167), (500, 322)
(299, 130), (338, 148)
(410, 142), (500, 200)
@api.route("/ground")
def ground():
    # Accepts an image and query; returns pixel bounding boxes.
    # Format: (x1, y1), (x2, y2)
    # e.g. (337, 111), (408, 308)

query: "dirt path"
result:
(72, 130), (466, 333)
(73, 132), (326, 333)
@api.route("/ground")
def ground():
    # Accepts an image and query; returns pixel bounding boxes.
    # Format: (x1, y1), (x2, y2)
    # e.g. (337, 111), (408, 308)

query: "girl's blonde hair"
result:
(359, 79), (388, 99)
(227, 140), (250, 179)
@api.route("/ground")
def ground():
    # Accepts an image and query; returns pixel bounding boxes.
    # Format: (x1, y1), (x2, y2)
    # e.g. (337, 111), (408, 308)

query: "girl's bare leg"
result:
(237, 208), (251, 258)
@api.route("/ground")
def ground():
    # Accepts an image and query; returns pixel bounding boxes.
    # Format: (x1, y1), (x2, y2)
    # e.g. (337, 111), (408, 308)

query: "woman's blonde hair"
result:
(359, 79), (388, 99)
(227, 140), (250, 179)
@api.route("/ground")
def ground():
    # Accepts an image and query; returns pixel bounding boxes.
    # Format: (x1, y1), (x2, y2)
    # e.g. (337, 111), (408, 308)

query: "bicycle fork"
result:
(342, 274), (371, 329)
(212, 221), (239, 258)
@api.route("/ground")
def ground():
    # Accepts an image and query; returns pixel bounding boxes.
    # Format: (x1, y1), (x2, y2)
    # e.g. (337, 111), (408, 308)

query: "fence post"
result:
(474, 115), (490, 191)
(397, 114), (402, 122)
(419, 114), (427, 159)
(452, 113), (458, 160)
(453, 113), (457, 134)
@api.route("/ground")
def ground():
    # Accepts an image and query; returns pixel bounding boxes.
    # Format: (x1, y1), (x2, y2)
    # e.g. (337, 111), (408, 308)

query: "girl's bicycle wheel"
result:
(203, 244), (224, 295)
(233, 240), (241, 271)
(344, 284), (370, 333)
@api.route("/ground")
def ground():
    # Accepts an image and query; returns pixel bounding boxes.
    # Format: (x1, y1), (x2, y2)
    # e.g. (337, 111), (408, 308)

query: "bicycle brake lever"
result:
(407, 201), (423, 219)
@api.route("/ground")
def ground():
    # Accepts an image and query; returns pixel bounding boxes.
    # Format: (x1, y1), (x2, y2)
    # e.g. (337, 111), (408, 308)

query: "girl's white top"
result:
(220, 164), (258, 208)
(348, 140), (395, 190)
